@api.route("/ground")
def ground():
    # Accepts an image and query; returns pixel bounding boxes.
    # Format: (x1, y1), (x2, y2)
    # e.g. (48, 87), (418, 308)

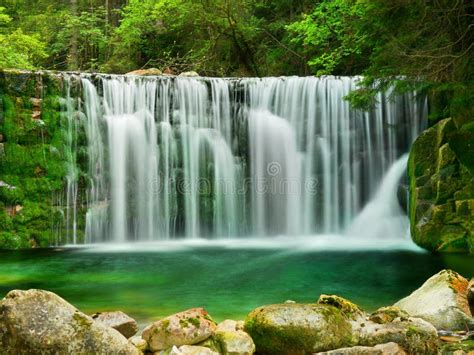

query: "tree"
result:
(0, 7), (47, 69)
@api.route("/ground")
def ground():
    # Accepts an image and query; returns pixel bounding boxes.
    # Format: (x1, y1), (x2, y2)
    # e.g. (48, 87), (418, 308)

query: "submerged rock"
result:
(0, 289), (139, 354)
(394, 269), (474, 330)
(244, 303), (353, 354)
(142, 307), (217, 352)
(92, 310), (138, 338)
(315, 342), (407, 354)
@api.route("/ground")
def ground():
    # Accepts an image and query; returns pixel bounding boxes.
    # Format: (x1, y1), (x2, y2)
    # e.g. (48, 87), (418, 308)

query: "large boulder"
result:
(213, 320), (255, 355)
(394, 269), (474, 330)
(0, 289), (139, 354)
(315, 342), (407, 355)
(142, 308), (217, 352)
(214, 330), (255, 355)
(244, 303), (354, 354)
(408, 117), (474, 253)
(92, 310), (138, 338)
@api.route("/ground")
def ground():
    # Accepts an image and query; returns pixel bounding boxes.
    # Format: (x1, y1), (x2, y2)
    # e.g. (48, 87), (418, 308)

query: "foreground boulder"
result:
(0, 289), (139, 354)
(316, 342), (407, 354)
(394, 269), (474, 330)
(92, 310), (138, 338)
(142, 307), (217, 352)
(214, 319), (255, 355)
(244, 303), (353, 354)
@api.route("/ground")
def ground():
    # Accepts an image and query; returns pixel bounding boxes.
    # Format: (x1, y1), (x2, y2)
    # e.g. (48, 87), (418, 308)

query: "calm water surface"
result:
(1, 239), (473, 324)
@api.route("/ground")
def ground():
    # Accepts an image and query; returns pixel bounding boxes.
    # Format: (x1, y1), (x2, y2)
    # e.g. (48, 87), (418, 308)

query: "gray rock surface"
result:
(92, 310), (138, 338)
(394, 269), (474, 330)
(0, 289), (139, 354)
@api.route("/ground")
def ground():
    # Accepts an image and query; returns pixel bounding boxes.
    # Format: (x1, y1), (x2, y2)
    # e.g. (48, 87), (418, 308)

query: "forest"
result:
(0, 0), (472, 118)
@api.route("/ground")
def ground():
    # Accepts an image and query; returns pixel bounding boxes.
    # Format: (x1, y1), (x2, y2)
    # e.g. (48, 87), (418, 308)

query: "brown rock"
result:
(92, 311), (139, 338)
(126, 68), (162, 76)
(142, 308), (217, 352)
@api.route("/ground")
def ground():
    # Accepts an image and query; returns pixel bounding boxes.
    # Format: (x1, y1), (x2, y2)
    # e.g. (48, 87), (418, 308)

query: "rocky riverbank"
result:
(1, 269), (473, 354)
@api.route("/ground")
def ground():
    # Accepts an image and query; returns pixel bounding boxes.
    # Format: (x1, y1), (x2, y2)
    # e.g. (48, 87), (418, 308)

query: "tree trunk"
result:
(68, 0), (79, 70)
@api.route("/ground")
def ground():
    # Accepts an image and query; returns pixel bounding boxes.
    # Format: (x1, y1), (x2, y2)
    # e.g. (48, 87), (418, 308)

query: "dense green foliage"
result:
(0, 0), (471, 117)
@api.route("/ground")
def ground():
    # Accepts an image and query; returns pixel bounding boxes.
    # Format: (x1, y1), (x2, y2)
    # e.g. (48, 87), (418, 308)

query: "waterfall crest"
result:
(60, 75), (427, 243)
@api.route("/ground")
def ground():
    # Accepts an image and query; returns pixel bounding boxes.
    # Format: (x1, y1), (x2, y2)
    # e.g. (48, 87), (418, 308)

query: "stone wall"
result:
(408, 117), (474, 253)
(0, 70), (67, 248)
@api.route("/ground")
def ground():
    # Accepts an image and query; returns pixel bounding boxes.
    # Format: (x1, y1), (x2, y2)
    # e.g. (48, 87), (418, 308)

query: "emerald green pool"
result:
(1, 239), (473, 324)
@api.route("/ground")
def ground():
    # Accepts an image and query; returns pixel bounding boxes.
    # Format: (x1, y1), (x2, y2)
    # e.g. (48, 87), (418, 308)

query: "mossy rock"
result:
(244, 303), (354, 354)
(0, 70), (80, 248)
(408, 117), (474, 253)
(0, 289), (139, 354)
(316, 294), (365, 320)
(368, 306), (409, 324)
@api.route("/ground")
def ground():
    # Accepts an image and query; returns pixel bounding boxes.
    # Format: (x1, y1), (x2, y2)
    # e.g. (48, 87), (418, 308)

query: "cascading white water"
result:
(61, 75), (427, 243)
(346, 154), (410, 239)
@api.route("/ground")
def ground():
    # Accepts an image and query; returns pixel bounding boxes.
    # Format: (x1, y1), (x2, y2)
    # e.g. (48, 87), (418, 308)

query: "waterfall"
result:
(346, 154), (410, 239)
(60, 75), (427, 243)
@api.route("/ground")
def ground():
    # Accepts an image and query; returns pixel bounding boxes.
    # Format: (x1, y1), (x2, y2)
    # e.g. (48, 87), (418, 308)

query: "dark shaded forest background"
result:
(0, 0), (472, 118)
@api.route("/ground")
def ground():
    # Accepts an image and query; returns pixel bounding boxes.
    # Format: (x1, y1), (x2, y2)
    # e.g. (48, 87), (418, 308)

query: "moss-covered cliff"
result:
(0, 70), (68, 248)
(408, 117), (474, 253)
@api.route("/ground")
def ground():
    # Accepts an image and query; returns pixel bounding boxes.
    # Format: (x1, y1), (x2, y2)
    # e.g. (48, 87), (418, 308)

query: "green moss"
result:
(179, 319), (190, 328)
(161, 319), (170, 329)
(409, 117), (474, 253)
(188, 317), (200, 327)
(440, 339), (474, 353)
(316, 294), (364, 320)
(0, 71), (70, 249)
